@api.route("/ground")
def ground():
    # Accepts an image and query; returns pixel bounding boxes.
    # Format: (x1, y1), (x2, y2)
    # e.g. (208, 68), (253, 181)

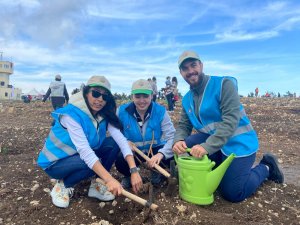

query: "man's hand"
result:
(172, 141), (188, 155)
(190, 144), (208, 158)
(130, 172), (143, 193)
(147, 153), (164, 168)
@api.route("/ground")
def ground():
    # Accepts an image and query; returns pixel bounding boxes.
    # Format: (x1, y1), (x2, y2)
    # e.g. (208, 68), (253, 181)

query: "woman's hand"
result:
(130, 172), (143, 193)
(105, 178), (122, 196)
(147, 153), (164, 168)
(172, 140), (188, 155)
(190, 144), (208, 158)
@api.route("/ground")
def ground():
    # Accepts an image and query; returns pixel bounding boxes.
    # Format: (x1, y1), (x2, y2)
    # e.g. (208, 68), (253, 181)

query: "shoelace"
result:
(58, 183), (74, 198)
(97, 183), (110, 195)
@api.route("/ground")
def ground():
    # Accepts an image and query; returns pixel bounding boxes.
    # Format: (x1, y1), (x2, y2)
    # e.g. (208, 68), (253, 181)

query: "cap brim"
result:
(132, 89), (152, 95)
(178, 57), (200, 68)
(88, 84), (111, 92)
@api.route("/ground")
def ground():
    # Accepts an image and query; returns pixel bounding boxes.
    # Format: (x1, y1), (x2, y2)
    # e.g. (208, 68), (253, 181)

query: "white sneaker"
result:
(50, 180), (74, 208)
(88, 180), (115, 201)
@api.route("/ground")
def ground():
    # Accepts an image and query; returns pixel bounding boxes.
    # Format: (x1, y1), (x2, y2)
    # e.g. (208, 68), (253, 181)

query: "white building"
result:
(0, 53), (22, 100)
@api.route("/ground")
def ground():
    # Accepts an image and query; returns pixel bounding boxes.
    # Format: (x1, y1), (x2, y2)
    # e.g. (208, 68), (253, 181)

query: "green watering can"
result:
(175, 149), (235, 205)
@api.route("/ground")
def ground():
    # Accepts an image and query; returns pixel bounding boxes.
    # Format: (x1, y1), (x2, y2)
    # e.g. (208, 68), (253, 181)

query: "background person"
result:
(37, 75), (143, 208)
(115, 79), (175, 188)
(164, 76), (174, 111)
(172, 50), (284, 203)
(43, 74), (69, 110)
(171, 76), (179, 108)
(151, 76), (158, 102)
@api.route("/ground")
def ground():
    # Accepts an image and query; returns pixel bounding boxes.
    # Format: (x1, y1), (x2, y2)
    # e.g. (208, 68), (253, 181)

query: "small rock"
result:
(99, 202), (106, 208)
(124, 198), (131, 203)
(258, 203), (263, 208)
(176, 204), (187, 213)
(108, 210), (114, 214)
(30, 200), (39, 206)
(43, 188), (51, 193)
(30, 183), (39, 192)
(111, 200), (117, 207)
(17, 197), (23, 201)
(190, 212), (196, 219)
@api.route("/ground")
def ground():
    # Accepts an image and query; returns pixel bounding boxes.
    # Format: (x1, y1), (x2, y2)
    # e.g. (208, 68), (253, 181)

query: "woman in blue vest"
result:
(115, 79), (175, 188)
(173, 50), (284, 203)
(37, 75), (143, 208)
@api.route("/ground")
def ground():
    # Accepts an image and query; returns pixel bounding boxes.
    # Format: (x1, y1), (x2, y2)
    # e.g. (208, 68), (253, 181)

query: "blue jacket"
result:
(37, 104), (106, 169)
(182, 76), (259, 156)
(118, 102), (166, 152)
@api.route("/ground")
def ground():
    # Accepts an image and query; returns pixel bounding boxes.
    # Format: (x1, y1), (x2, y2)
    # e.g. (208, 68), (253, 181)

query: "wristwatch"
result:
(130, 167), (140, 174)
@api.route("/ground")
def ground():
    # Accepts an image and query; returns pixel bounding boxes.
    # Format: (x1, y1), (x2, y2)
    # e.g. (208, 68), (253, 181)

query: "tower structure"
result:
(0, 52), (22, 100)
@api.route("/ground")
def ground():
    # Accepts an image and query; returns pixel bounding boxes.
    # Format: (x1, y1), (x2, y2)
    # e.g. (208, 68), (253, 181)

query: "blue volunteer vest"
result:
(182, 76), (259, 156)
(118, 102), (166, 152)
(37, 104), (107, 169)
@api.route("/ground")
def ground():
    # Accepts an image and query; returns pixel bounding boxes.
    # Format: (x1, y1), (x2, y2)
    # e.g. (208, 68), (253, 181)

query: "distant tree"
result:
(248, 92), (254, 97)
(71, 88), (80, 95)
(284, 91), (293, 97)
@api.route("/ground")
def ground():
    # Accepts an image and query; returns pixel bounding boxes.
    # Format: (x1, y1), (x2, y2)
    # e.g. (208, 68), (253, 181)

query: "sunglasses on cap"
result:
(89, 90), (109, 101)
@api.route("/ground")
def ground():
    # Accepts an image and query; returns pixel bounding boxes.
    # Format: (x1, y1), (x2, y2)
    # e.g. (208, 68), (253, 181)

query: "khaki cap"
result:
(86, 75), (111, 92)
(132, 79), (153, 95)
(178, 50), (201, 68)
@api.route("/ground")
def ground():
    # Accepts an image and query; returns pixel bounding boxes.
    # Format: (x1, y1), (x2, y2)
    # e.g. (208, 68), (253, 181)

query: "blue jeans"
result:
(45, 137), (120, 188)
(185, 133), (269, 202)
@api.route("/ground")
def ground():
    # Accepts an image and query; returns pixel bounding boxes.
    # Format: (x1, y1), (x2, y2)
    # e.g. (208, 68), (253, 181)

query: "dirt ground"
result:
(0, 97), (299, 225)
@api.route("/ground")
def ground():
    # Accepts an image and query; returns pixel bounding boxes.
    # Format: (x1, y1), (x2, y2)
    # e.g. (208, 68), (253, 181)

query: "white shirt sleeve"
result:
(107, 123), (133, 158)
(158, 111), (176, 159)
(60, 115), (99, 169)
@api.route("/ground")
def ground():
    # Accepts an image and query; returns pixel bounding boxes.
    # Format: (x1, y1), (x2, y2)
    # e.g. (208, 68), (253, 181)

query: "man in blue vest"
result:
(172, 50), (284, 203)
(115, 79), (175, 188)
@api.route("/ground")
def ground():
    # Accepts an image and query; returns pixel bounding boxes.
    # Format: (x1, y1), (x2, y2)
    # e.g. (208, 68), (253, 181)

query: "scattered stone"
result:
(111, 200), (117, 207)
(99, 202), (105, 208)
(108, 210), (114, 214)
(30, 183), (39, 192)
(30, 200), (39, 206)
(124, 198), (131, 203)
(43, 188), (51, 193)
(176, 204), (187, 213)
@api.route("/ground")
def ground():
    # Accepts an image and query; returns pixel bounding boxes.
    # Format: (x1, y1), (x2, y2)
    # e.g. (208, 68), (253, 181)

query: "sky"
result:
(1, 0), (300, 97)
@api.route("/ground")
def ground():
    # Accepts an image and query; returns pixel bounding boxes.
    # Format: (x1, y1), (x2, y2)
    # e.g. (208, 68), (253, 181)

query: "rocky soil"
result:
(0, 97), (299, 225)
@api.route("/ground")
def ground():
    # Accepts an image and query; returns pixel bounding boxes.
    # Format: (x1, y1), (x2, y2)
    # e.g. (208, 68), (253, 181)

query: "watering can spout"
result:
(207, 153), (235, 195)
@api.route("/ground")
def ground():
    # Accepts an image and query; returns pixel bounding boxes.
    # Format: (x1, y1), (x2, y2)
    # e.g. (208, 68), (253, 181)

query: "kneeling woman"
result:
(37, 76), (143, 208)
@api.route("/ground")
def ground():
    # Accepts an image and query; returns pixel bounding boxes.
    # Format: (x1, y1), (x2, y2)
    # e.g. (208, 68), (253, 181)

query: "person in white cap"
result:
(37, 75), (143, 208)
(43, 74), (69, 110)
(172, 50), (284, 203)
(115, 79), (175, 188)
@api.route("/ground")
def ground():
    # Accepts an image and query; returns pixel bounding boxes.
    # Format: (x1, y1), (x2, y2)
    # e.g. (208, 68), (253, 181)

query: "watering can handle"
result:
(174, 148), (208, 163)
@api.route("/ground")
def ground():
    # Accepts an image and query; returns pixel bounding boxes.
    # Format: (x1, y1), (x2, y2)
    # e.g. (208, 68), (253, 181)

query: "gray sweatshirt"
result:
(173, 74), (241, 155)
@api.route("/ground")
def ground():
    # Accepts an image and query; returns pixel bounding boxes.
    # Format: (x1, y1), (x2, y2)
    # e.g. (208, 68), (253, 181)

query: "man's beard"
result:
(185, 72), (202, 88)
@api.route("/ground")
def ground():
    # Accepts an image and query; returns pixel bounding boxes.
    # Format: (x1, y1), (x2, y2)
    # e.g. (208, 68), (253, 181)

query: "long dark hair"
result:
(83, 85), (123, 130)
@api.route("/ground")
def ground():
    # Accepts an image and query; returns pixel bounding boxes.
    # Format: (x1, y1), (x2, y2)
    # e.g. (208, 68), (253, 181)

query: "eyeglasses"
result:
(90, 90), (109, 101)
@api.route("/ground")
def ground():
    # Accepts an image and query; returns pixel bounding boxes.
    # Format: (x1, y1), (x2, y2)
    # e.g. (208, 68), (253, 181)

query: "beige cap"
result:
(55, 74), (61, 80)
(86, 75), (111, 92)
(131, 79), (153, 95)
(178, 50), (201, 68)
